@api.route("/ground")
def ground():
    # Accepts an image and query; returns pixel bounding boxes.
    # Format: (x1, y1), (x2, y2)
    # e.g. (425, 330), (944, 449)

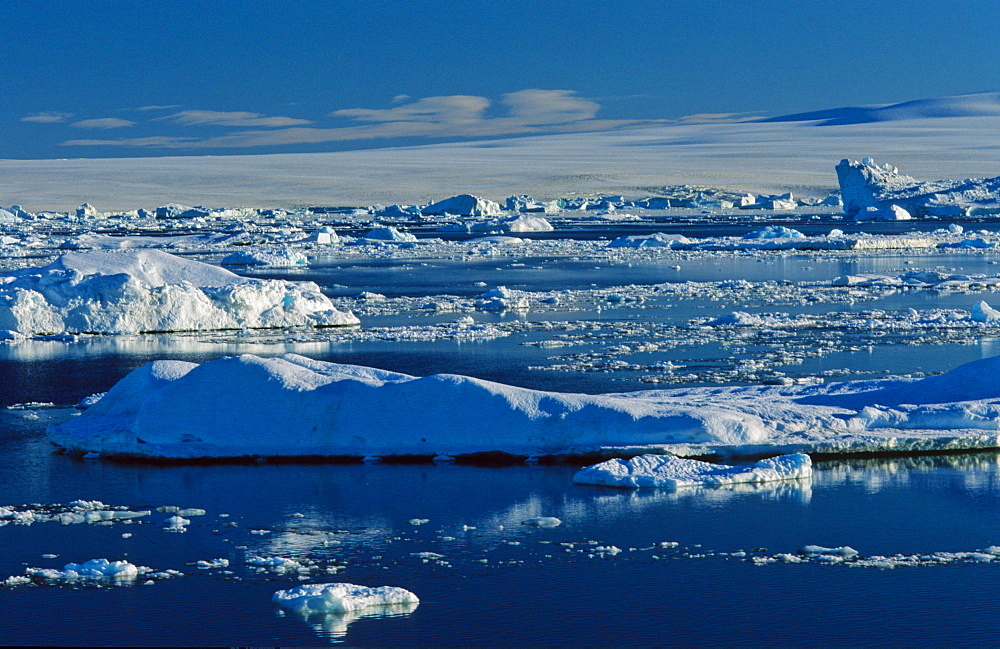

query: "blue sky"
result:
(4, 0), (998, 159)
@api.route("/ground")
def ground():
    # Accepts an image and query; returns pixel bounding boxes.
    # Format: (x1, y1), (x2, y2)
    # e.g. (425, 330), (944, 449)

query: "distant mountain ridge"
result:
(762, 91), (1000, 126)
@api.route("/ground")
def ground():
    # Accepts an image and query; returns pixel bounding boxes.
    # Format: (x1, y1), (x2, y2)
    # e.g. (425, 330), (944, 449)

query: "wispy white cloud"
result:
(155, 110), (313, 127)
(136, 104), (183, 111)
(62, 136), (198, 147)
(71, 117), (135, 129)
(61, 90), (665, 150)
(333, 95), (490, 124)
(22, 112), (73, 123)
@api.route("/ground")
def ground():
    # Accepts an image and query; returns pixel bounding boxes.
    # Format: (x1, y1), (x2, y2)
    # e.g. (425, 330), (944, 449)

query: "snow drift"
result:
(0, 250), (357, 335)
(47, 353), (1000, 460)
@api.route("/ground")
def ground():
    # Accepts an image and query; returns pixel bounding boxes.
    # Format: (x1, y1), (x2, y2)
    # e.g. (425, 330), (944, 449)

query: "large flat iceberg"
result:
(47, 353), (1000, 460)
(0, 250), (358, 335)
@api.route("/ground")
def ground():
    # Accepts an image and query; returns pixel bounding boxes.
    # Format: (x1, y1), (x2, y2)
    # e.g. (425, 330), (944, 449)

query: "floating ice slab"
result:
(46, 353), (1000, 460)
(273, 582), (419, 614)
(0, 250), (357, 334)
(573, 453), (812, 488)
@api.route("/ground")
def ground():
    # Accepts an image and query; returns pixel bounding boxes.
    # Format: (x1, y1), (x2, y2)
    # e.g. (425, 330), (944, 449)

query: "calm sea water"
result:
(3, 244), (1000, 645)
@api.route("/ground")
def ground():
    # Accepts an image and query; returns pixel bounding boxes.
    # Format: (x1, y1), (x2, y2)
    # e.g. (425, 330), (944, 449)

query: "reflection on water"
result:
(279, 601), (420, 642)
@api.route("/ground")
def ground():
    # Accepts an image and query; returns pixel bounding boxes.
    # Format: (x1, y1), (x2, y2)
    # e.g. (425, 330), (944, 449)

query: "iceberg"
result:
(46, 353), (1000, 460)
(0, 250), (357, 335)
(421, 194), (502, 216)
(573, 453), (812, 488)
(837, 157), (1000, 217)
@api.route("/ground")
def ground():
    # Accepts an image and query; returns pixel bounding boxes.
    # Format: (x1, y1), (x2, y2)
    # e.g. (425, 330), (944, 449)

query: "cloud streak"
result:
(22, 112), (73, 123)
(155, 110), (313, 127)
(61, 90), (664, 150)
(71, 117), (135, 129)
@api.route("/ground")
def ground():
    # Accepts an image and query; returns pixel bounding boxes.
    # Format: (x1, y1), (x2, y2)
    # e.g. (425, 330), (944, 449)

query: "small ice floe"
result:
(741, 226), (805, 239)
(273, 582), (419, 638)
(274, 582), (420, 613)
(220, 247), (308, 267)
(359, 226), (417, 243)
(248, 555), (309, 574)
(407, 518), (430, 525)
(798, 545), (859, 560)
(573, 454), (812, 489)
(607, 232), (692, 248)
(521, 516), (562, 528)
(476, 286), (529, 311)
(24, 558), (161, 584)
(195, 558), (230, 569)
(162, 515), (191, 531)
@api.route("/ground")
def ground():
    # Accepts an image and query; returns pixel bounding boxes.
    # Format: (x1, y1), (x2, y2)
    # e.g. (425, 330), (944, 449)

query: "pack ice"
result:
(47, 353), (1000, 460)
(837, 157), (1000, 217)
(0, 250), (358, 335)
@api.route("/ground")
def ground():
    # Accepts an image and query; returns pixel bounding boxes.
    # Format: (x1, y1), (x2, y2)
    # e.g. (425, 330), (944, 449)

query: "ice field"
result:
(4, 95), (1000, 644)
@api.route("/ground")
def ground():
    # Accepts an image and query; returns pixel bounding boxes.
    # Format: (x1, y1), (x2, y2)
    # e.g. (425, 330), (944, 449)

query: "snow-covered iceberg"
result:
(573, 453), (812, 488)
(837, 157), (1000, 217)
(0, 250), (357, 335)
(421, 194), (502, 216)
(46, 353), (1000, 460)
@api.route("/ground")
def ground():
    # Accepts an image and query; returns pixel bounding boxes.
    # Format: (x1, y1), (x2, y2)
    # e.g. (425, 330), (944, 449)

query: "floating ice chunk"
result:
(27, 558), (144, 582)
(421, 194), (502, 216)
(221, 248), (308, 267)
(248, 556), (308, 573)
(0, 250), (357, 334)
(971, 301), (1000, 323)
(742, 226), (804, 239)
(798, 545), (859, 558)
(607, 233), (692, 248)
(272, 582), (419, 637)
(521, 517), (562, 528)
(439, 215), (552, 234)
(163, 515), (190, 531)
(856, 204), (911, 221)
(573, 453), (812, 489)
(476, 286), (529, 311)
(360, 226), (417, 242)
(195, 558), (229, 569)
(304, 227), (339, 244)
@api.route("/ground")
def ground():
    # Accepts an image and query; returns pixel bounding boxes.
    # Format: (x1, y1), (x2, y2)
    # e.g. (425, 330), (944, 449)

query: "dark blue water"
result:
(3, 413), (1000, 646)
